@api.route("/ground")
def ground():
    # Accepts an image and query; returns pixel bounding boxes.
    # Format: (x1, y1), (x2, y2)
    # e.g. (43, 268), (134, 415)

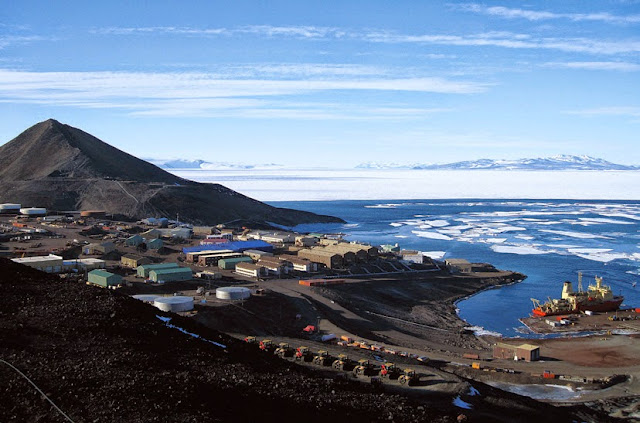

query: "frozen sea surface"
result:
(171, 168), (640, 201)
(267, 199), (640, 338)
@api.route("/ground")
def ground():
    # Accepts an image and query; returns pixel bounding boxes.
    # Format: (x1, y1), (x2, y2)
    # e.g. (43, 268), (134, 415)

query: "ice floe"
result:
(422, 251), (446, 260)
(411, 230), (452, 240)
(539, 229), (611, 239)
(491, 245), (551, 255)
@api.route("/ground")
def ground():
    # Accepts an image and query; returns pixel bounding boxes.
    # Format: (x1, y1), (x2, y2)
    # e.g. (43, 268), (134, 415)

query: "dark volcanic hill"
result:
(0, 119), (342, 226)
(0, 258), (616, 423)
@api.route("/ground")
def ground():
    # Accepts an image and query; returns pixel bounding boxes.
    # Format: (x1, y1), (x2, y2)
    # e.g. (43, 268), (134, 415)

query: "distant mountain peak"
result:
(356, 155), (637, 171)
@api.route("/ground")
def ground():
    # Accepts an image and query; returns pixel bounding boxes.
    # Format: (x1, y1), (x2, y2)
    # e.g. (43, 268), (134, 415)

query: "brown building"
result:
(445, 258), (472, 273)
(314, 246), (356, 264)
(121, 254), (152, 268)
(298, 249), (343, 269)
(493, 343), (540, 362)
(323, 244), (367, 262)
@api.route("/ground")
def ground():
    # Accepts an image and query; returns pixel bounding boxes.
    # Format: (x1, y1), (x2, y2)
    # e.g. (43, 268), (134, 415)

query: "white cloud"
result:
(92, 24), (640, 55)
(566, 107), (640, 118)
(544, 61), (640, 71)
(0, 35), (47, 49)
(0, 69), (479, 118)
(363, 30), (640, 55)
(456, 3), (640, 24)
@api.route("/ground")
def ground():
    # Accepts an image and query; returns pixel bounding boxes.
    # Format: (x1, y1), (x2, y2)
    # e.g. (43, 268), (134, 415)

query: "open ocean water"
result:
(271, 199), (640, 338)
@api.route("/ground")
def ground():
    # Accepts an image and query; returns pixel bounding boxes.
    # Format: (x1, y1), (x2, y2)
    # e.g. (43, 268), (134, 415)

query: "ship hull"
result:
(576, 297), (624, 313)
(531, 308), (575, 318)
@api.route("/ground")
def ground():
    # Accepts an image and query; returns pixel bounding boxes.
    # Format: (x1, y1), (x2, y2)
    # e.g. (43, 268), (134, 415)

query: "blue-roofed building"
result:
(182, 240), (274, 254)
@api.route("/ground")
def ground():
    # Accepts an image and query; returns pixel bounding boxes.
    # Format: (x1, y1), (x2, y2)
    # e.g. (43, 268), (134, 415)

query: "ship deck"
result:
(521, 309), (640, 335)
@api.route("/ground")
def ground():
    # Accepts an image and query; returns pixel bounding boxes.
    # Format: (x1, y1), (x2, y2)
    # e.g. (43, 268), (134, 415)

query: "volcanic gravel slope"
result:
(0, 259), (617, 423)
(0, 119), (342, 226)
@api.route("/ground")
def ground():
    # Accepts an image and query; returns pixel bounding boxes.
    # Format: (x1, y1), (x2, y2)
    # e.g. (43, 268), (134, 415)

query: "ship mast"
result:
(578, 271), (583, 293)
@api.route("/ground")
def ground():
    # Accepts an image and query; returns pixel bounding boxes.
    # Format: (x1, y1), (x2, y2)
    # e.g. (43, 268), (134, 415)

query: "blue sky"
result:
(1, 1), (639, 166)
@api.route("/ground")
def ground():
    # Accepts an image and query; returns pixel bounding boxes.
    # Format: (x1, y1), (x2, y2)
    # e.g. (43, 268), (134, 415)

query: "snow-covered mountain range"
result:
(356, 155), (638, 171)
(144, 158), (282, 170)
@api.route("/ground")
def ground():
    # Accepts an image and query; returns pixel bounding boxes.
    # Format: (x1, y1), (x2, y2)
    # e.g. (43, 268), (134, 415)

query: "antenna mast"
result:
(578, 271), (583, 293)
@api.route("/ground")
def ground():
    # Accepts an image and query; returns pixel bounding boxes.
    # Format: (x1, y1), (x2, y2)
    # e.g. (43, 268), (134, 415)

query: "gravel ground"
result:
(0, 259), (617, 422)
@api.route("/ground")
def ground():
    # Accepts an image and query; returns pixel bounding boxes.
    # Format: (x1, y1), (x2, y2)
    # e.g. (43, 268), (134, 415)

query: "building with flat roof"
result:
(282, 256), (317, 272)
(12, 254), (64, 273)
(445, 259), (472, 273)
(235, 262), (267, 278)
(400, 250), (423, 264)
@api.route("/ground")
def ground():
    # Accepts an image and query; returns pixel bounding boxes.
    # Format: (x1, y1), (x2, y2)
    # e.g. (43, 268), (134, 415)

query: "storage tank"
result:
(132, 294), (161, 303)
(0, 203), (21, 213)
(216, 287), (251, 301)
(20, 207), (47, 216)
(153, 296), (194, 312)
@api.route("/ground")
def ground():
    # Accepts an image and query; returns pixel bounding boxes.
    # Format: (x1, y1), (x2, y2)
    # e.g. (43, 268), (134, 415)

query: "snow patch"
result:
(452, 396), (473, 409)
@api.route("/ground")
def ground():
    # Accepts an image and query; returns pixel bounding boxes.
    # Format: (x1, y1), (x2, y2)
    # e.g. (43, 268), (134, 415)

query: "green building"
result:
(218, 256), (253, 270)
(87, 269), (122, 288)
(146, 238), (164, 250)
(136, 263), (180, 278)
(125, 234), (143, 247)
(149, 267), (193, 282)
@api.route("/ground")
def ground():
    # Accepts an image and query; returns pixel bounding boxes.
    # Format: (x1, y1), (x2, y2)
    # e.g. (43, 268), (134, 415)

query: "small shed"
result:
(493, 343), (540, 362)
(149, 267), (193, 282)
(121, 254), (152, 268)
(125, 234), (144, 247)
(146, 238), (164, 250)
(88, 269), (122, 288)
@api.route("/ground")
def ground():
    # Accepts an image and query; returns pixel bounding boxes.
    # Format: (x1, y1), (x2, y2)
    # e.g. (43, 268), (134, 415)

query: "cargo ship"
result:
(531, 273), (623, 317)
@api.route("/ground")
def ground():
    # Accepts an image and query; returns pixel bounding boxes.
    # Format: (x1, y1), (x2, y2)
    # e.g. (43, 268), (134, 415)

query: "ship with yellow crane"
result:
(531, 273), (624, 317)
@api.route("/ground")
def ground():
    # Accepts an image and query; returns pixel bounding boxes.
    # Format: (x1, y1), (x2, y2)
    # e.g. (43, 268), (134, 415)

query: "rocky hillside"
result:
(0, 259), (617, 423)
(0, 119), (342, 226)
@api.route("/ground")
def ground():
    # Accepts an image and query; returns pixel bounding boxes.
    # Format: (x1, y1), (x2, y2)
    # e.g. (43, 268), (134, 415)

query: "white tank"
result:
(153, 296), (194, 312)
(216, 287), (251, 300)
(0, 203), (21, 212)
(20, 207), (47, 216)
(132, 294), (161, 303)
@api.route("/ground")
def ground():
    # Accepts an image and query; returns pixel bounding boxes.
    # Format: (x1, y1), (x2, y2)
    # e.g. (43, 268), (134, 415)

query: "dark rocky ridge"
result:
(0, 259), (617, 423)
(0, 119), (342, 226)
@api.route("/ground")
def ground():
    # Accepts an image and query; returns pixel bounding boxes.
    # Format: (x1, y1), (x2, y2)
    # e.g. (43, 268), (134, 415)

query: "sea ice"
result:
(491, 245), (551, 255)
(422, 251), (447, 260)
(411, 231), (452, 240)
(539, 229), (611, 239)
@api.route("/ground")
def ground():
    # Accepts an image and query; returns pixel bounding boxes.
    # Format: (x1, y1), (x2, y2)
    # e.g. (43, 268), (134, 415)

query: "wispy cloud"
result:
(0, 69), (479, 118)
(455, 3), (640, 24)
(566, 107), (640, 118)
(544, 61), (640, 71)
(93, 24), (640, 55)
(0, 35), (47, 49)
(363, 30), (640, 55)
